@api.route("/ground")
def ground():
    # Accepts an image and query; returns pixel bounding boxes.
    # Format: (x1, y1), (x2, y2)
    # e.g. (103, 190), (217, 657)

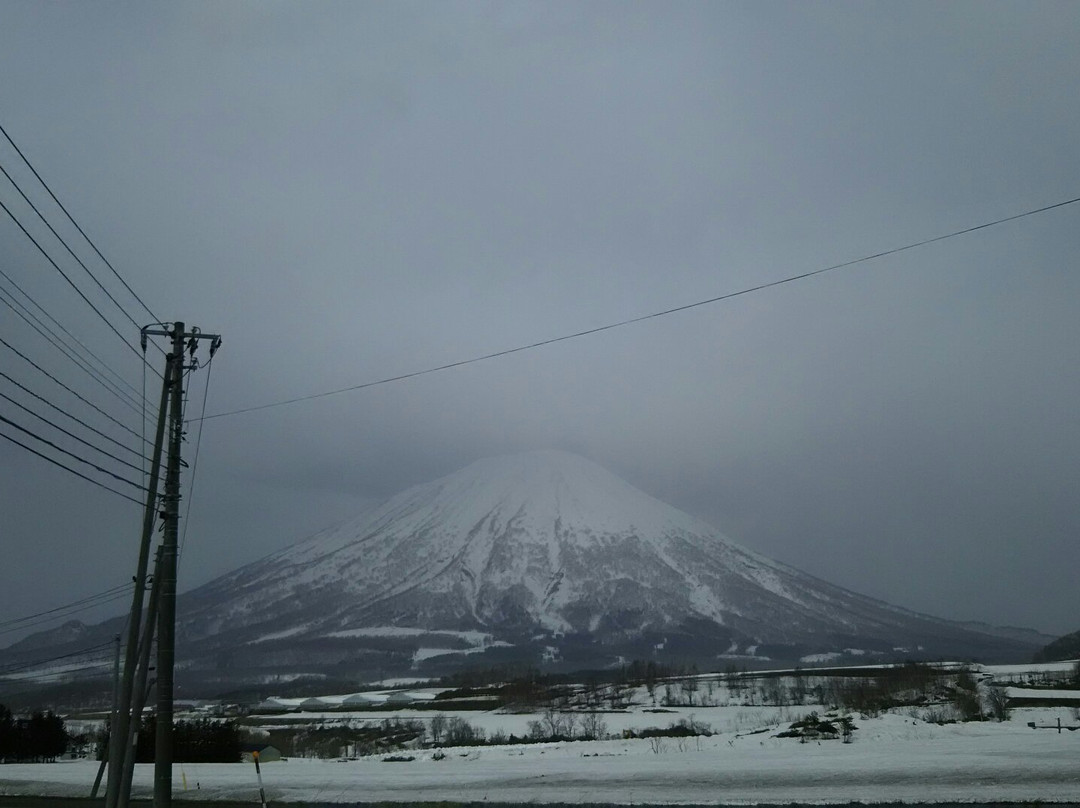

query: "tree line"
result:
(0, 704), (67, 763)
(97, 716), (242, 763)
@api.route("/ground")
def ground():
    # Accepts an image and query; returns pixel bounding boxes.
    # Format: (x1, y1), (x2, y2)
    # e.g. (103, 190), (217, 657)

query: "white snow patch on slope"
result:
(412, 641), (512, 664)
(251, 626), (309, 644)
(801, 652), (842, 664)
(326, 627), (495, 645)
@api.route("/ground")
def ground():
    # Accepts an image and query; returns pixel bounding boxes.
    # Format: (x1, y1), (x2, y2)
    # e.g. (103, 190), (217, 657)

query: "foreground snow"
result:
(2, 711), (1079, 804)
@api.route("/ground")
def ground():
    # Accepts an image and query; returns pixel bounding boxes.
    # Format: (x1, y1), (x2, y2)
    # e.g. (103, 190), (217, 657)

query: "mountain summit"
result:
(166, 450), (1040, 681)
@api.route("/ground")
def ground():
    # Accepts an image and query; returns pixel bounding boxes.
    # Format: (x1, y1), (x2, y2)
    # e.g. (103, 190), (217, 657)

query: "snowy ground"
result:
(3, 707), (1079, 804)
(5, 663), (1079, 804)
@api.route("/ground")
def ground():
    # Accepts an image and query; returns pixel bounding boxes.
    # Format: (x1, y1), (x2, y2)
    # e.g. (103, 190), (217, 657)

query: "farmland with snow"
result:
(3, 659), (1079, 803)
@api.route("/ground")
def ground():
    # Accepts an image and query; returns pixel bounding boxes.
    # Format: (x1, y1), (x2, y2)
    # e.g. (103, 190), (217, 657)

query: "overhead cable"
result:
(0, 160), (148, 339)
(0, 412), (147, 501)
(0, 389), (155, 477)
(0, 265), (142, 399)
(178, 356), (215, 565)
(0, 588), (135, 638)
(0, 661), (114, 685)
(200, 194), (1080, 422)
(0, 431), (144, 506)
(0, 335), (149, 446)
(0, 121), (162, 327)
(0, 413), (149, 494)
(0, 597), (132, 640)
(0, 195), (156, 373)
(0, 368), (156, 465)
(0, 583), (133, 631)
(0, 289), (144, 414)
(0, 639), (119, 675)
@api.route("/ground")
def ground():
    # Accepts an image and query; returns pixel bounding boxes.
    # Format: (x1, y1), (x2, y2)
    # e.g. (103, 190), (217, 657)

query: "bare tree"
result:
(429, 713), (447, 745)
(579, 713), (608, 741)
(986, 686), (1011, 722)
(444, 717), (483, 745)
(564, 712), (579, 740)
(680, 675), (699, 706)
(790, 668), (808, 705)
(763, 677), (787, 706)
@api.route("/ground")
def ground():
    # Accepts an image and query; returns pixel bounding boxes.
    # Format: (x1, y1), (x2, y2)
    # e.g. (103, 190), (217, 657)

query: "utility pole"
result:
(106, 336), (171, 808)
(139, 322), (220, 808)
(90, 634), (121, 799)
(102, 322), (219, 808)
(117, 547), (163, 808)
(153, 322), (185, 808)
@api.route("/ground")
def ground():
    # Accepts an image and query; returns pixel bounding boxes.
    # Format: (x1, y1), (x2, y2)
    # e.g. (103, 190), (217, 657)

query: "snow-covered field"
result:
(3, 707), (1080, 804)
(4, 662), (1079, 804)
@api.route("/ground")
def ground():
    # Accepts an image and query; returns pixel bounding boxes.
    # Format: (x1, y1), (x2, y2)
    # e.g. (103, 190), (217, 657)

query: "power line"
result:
(200, 194), (1080, 422)
(0, 418), (147, 504)
(0, 368), (157, 466)
(0, 335), (148, 446)
(0, 640), (119, 676)
(0, 413), (149, 493)
(0, 430), (145, 505)
(0, 583), (133, 631)
(0, 660), (114, 685)
(0, 288), (144, 414)
(0, 597), (132, 641)
(178, 356), (215, 564)
(0, 159), (147, 338)
(0, 265), (142, 400)
(0, 195), (156, 373)
(0, 587), (135, 638)
(0, 121), (162, 328)
(0, 389), (153, 477)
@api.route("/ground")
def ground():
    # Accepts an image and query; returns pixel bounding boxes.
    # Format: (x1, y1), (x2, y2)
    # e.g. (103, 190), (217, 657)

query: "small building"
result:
(241, 744), (283, 763)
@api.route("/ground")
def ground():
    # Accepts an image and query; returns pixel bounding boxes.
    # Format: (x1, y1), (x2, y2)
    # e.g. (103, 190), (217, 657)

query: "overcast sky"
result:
(1, 2), (1078, 647)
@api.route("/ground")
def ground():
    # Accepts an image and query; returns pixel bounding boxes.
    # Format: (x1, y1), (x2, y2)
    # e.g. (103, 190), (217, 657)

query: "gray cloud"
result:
(1, 1), (1078, 645)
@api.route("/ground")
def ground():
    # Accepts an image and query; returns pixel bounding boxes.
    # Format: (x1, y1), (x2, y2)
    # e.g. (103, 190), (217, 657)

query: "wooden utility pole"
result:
(90, 634), (121, 799)
(105, 322), (220, 808)
(137, 322), (220, 808)
(153, 321), (185, 808)
(106, 337), (171, 808)
(117, 547), (163, 808)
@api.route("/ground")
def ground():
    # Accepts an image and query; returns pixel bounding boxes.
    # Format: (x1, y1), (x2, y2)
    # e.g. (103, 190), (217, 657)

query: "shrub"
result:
(951, 675), (983, 722)
(625, 717), (712, 740)
(776, 712), (856, 742)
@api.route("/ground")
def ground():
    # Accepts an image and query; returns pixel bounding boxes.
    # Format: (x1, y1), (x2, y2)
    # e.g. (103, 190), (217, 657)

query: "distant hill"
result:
(158, 450), (1055, 683)
(1033, 628), (1080, 663)
(2, 451), (1055, 698)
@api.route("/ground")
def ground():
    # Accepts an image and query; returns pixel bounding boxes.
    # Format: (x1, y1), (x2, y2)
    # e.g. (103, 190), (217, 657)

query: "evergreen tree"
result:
(0, 706), (66, 762)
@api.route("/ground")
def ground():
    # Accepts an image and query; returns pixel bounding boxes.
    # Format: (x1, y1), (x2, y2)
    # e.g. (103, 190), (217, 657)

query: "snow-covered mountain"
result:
(3, 450), (1046, 694)
(163, 450), (1041, 682)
